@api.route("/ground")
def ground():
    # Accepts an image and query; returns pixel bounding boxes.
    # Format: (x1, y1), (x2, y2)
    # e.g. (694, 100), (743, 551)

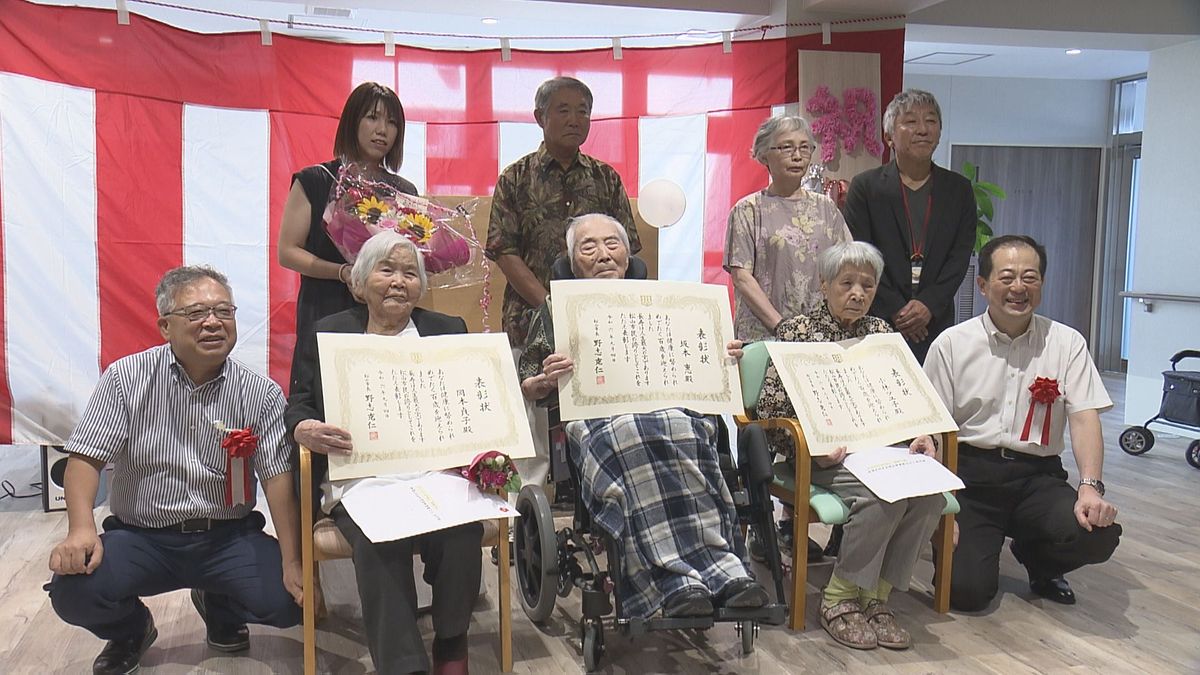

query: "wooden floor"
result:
(1, 373), (1198, 674)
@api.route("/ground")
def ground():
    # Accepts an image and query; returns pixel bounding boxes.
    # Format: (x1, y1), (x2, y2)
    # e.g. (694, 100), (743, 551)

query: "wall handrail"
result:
(1119, 292), (1200, 303)
(1118, 291), (1200, 313)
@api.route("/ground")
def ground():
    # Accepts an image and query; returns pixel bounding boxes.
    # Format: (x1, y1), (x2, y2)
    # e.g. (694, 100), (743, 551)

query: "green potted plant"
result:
(962, 161), (1007, 253)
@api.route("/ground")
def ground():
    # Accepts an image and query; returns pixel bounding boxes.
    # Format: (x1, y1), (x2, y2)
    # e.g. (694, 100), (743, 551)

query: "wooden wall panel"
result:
(797, 50), (884, 181)
(950, 145), (1102, 340)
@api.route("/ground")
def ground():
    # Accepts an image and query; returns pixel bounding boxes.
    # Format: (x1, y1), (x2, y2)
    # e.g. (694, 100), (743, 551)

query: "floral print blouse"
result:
(723, 189), (851, 342)
(755, 301), (892, 458)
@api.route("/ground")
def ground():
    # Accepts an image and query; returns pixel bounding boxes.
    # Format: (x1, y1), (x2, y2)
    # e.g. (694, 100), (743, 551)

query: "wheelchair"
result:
(513, 409), (788, 671)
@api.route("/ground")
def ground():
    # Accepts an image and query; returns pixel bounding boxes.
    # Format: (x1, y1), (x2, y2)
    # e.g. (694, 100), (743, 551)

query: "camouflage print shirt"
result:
(486, 143), (639, 347)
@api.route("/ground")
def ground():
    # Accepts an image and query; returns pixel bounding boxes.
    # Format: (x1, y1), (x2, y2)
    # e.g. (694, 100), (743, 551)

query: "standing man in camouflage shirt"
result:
(486, 76), (640, 492)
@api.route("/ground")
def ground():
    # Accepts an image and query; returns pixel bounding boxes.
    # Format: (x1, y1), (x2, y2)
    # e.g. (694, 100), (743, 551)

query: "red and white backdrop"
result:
(0, 1), (902, 445)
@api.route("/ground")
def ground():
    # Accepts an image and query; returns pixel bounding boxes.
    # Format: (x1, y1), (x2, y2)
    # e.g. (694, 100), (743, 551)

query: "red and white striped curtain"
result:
(0, 1), (903, 444)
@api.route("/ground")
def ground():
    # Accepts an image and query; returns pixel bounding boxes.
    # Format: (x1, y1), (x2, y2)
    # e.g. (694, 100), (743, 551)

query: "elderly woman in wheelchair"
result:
(514, 213), (781, 666)
(753, 240), (945, 651)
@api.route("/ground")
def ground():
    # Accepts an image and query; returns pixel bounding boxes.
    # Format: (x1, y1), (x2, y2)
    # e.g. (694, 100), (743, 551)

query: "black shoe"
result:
(718, 578), (769, 609)
(662, 587), (713, 618)
(191, 589), (250, 652)
(1029, 575), (1076, 605)
(93, 614), (157, 675)
(491, 541), (515, 567)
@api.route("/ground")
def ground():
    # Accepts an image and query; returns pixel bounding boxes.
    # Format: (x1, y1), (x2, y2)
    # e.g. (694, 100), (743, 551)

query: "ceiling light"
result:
(481, 17), (498, 25)
(1065, 48), (1082, 55)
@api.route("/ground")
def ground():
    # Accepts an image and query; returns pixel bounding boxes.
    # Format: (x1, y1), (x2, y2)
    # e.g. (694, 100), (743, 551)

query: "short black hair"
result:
(333, 82), (405, 172)
(978, 234), (1048, 279)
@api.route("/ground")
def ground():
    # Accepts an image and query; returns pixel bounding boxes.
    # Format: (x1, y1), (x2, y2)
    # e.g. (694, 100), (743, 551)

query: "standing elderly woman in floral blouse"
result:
(756, 240), (944, 652)
(723, 115), (852, 342)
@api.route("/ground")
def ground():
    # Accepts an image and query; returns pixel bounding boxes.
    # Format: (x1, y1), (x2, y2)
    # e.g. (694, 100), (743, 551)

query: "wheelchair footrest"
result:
(715, 603), (788, 626)
(620, 615), (714, 635)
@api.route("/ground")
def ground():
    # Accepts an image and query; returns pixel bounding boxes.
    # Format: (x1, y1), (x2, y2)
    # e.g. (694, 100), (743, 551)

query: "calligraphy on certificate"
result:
(550, 279), (744, 420)
(318, 332), (535, 480)
(764, 333), (956, 456)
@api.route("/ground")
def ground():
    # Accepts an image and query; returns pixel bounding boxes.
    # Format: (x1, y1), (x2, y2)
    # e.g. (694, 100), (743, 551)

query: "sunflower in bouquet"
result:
(322, 164), (485, 278)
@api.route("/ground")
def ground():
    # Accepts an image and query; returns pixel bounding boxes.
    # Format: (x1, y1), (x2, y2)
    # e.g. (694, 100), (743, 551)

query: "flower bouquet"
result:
(321, 164), (489, 289)
(461, 450), (522, 494)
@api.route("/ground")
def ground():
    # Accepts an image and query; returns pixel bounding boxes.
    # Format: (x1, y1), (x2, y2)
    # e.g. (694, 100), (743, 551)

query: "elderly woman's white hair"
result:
(882, 89), (942, 137)
(750, 115), (816, 163)
(564, 213), (630, 275)
(818, 240), (885, 285)
(350, 230), (428, 294)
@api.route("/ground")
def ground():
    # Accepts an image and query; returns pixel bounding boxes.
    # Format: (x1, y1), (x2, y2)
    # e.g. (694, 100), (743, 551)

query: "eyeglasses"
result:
(163, 304), (237, 322)
(769, 143), (815, 156)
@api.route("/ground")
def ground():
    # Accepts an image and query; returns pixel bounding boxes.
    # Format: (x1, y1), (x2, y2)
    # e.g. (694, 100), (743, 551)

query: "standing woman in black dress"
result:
(278, 82), (418, 347)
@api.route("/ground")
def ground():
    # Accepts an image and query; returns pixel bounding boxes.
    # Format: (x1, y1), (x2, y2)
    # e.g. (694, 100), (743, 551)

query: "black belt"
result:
(959, 443), (1056, 463)
(158, 517), (240, 533)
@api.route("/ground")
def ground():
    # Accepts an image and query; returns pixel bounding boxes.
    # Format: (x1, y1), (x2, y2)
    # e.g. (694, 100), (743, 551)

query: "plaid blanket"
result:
(567, 409), (749, 619)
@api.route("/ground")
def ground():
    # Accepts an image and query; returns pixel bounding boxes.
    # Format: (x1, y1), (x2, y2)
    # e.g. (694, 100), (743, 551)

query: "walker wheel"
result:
(1187, 440), (1200, 469)
(1118, 426), (1154, 455)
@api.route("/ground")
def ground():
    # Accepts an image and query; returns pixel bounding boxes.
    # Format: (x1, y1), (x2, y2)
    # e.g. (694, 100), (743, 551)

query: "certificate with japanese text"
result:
(550, 279), (743, 420)
(764, 333), (956, 456)
(843, 447), (964, 503)
(318, 332), (534, 481)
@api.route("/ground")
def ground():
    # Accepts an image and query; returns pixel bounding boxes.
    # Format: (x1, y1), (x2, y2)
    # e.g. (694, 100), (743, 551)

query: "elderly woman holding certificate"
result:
(755, 240), (943, 651)
(285, 230), (478, 675)
(519, 213), (769, 621)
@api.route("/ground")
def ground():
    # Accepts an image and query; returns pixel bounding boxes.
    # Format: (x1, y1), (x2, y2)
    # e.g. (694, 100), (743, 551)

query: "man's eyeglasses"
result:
(769, 143), (815, 156)
(163, 304), (237, 322)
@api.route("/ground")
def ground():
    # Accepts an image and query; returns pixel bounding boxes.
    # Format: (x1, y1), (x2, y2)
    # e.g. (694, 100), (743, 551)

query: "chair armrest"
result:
(940, 430), (958, 475)
(300, 446), (314, 535)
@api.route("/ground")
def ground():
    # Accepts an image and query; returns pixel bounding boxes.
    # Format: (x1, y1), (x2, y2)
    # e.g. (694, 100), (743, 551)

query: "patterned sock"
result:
(822, 574), (860, 608)
(859, 578), (893, 604)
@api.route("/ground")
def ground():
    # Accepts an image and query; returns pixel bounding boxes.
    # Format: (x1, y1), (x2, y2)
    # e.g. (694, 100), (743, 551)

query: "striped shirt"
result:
(66, 344), (295, 528)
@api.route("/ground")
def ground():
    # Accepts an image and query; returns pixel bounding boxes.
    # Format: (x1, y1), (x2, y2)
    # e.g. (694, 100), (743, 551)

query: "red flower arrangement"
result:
(461, 451), (522, 494)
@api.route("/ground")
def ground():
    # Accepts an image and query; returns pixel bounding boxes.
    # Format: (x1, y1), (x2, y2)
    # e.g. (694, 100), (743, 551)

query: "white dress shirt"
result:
(924, 311), (1112, 457)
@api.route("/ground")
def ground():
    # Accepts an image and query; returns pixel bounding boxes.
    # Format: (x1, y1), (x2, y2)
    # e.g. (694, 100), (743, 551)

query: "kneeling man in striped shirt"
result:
(45, 266), (303, 675)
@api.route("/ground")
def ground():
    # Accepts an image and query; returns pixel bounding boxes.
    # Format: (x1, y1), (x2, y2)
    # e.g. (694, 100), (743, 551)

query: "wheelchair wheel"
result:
(1119, 426), (1154, 455)
(1187, 440), (1200, 469)
(581, 618), (605, 672)
(736, 620), (757, 655)
(514, 485), (558, 623)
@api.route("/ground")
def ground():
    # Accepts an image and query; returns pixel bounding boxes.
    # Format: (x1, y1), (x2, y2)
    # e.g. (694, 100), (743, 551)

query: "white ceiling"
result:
(31, 0), (1200, 79)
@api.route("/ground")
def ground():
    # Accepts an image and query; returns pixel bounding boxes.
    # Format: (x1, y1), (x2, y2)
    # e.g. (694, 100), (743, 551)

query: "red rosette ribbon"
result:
(461, 451), (522, 494)
(1020, 377), (1061, 446)
(221, 427), (258, 507)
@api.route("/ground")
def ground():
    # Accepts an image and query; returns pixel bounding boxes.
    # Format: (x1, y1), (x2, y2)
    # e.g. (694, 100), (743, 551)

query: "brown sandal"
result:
(820, 600), (877, 650)
(863, 600), (911, 649)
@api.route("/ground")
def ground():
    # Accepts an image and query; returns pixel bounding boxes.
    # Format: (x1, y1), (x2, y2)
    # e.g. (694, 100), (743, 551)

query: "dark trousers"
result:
(48, 512), (301, 641)
(331, 504), (482, 674)
(950, 446), (1122, 612)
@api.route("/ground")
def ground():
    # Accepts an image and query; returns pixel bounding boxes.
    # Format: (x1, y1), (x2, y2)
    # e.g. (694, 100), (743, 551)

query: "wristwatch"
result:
(1078, 478), (1105, 496)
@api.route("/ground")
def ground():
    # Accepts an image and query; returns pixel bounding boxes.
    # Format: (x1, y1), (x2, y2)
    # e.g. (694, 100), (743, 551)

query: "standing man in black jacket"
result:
(844, 89), (976, 363)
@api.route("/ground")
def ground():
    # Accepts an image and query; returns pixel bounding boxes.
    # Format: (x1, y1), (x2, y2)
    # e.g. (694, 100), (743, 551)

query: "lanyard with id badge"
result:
(900, 176), (932, 293)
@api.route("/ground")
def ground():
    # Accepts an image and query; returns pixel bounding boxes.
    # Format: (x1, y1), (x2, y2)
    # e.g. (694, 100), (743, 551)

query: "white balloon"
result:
(637, 178), (686, 229)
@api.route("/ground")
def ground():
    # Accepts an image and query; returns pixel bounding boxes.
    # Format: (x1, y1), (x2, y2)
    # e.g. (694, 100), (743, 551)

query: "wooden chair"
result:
(734, 341), (959, 630)
(298, 446), (514, 674)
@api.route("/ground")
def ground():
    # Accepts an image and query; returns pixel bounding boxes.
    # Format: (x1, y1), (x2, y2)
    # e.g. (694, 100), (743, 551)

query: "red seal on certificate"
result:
(1020, 377), (1061, 446)
(596, 375), (606, 385)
